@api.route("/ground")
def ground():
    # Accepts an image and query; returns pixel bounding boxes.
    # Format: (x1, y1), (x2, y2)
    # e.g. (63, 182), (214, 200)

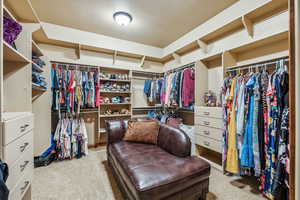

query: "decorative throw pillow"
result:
(123, 120), (160, 145)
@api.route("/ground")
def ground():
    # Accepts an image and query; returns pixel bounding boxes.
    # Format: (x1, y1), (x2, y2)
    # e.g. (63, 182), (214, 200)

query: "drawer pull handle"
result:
(20, 142), (29, 152)
(203, 121), (210, 126)
(20, 181), (30, 194)
(20, 161), (30, 172)
(20, 124), (29, 132)
(203, 130), (210, 135)
(204, 141), (210, 146)
(203, 112), (210, 116)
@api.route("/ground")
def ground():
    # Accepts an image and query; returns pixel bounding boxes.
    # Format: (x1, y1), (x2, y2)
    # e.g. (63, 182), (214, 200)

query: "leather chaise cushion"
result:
(109, 141), (210, 199)
(123, 120), (160, 145)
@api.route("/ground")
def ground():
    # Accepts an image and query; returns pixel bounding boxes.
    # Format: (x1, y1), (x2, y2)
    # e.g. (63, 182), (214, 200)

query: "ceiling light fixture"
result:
(113, 11), (132, 26)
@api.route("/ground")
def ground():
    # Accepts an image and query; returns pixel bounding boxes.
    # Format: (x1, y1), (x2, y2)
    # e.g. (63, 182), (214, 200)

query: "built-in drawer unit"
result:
(9, 170), (33, 200)
(6, 143), (33, 190)
(195, 125), (223, 141)
(2, 113), (33, 145)
(195, 135), (222, 153)
(195, 106), (222, 119)
(195, 116), (223, 129)
(2, 131), (33, 166)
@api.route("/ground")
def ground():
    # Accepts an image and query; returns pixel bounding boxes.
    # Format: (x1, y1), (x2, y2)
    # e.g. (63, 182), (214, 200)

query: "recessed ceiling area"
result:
(31, 0), (238, 48)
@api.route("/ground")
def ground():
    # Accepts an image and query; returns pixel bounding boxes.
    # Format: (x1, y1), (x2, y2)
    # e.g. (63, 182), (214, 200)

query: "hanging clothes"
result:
(162, 67), (195, 109)
(51, 64), (100, 114)
(222, 59), (289, 200)
(54, 117), (88, 160)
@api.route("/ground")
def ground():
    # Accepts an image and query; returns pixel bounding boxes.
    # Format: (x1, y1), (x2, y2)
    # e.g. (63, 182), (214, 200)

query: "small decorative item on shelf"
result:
(203, 90), (217, 107)
(3, 16), (22, 49)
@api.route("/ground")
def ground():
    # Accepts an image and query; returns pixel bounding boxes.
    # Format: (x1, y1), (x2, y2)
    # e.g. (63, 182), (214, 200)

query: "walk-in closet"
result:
(0, 0), (298, 200)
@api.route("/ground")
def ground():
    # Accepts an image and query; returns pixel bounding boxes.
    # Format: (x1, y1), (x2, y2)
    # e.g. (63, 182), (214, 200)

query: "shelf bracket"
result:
(139, 55), (146, 68)
(222, 51), (237, 76)
(172, 53), (181, 64)
(113, 50), (118, 65)
(242, 15), (254, 37)
(75, 44), (81, 59)
(197, 39), (208, 53)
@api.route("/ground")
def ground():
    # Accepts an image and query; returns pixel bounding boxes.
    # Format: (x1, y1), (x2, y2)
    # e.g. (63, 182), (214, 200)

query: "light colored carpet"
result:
(32, 149), (266, 200)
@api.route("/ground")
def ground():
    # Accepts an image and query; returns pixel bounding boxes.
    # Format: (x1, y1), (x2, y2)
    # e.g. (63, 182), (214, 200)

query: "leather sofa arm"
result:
(105, 120), (128, 145)
(158, 124), (191, 157)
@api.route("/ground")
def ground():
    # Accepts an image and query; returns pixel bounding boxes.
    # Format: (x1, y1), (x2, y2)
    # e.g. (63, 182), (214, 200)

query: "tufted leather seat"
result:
(106, 118), (211, 200)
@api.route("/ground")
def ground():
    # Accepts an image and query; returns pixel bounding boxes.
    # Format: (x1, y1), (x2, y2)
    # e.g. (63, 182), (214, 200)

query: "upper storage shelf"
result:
(3, 41), (31, 63)
(4, 0), (40, 23)
(32, 40), (44, 57)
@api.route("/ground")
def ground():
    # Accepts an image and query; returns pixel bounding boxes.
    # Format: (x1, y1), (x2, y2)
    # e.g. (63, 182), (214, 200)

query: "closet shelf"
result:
(32, 83), (47, 92)
(32, 62), (44, 72)
(100, 78), (131, 83)
(32, 41), (44, 57)
(99, 114), (131, 118)
(100, 91), (131, 94)
(3, 41), (31, 63)
(4, 0), (40, 23)
(101, 103), (131, 106)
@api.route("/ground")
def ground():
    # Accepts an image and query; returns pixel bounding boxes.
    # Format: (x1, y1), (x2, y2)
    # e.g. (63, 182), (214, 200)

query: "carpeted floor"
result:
(32, 149), (266, 200)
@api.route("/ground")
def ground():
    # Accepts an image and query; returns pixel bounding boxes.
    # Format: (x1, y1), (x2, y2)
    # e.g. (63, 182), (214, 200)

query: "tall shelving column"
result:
(1, 1), (40, 199)
(98, 67), (132, 144)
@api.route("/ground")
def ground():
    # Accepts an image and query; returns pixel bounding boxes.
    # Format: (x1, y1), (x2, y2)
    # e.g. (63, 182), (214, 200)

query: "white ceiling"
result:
(31, 0), (238, 48)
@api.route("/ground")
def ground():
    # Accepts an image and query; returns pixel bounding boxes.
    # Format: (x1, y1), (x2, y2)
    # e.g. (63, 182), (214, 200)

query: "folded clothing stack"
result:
(32, 56), (47, 88)
(32, 72), (47, 87)
(32, 56), (46, 67)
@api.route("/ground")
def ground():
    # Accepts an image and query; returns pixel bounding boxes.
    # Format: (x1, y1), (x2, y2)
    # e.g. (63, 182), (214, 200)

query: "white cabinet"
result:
(194, 106), (223, 153)
(2, 113), (34, 199)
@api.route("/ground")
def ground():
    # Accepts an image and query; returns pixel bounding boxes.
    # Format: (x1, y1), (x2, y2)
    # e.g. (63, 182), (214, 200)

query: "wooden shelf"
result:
(100, 78), (131, 83)
(32, 41), (44, 57)
(3, 5), (17, 21)
(3, 41), (31, 63)
(100, 91), (131, 94)
(101, 103), (131, 106)
(32, 62), (44, 72)
(4, 0), (40, 23)
(32, 83), (46, 92)
(99, 114), (131, 118)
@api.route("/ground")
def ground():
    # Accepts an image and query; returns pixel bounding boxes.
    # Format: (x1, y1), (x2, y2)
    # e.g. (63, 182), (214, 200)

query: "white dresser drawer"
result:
(195, 106), (222, 119)
(6, 144), (33, 190)
(9, 170), (33, 200)
(2, 131), (33, 166)
(195, 135), (222, 153)
(195, 125), (223, 141)
(2, 113), (33, 145)
(195, 116), (223, 129)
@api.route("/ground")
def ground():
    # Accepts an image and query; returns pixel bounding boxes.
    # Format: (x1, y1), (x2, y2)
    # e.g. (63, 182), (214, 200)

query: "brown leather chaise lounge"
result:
(106, 118), (211, 200)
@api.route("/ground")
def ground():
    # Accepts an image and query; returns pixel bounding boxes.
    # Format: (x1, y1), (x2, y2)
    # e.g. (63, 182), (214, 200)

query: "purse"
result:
(3, 16), (22, 47)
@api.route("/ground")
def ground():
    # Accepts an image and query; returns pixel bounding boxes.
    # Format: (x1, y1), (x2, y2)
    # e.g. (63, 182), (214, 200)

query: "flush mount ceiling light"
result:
(113, 11), (133, 26)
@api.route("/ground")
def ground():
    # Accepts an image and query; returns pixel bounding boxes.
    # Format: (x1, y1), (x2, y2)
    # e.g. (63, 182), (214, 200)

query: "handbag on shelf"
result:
(3, 16), (22, 49)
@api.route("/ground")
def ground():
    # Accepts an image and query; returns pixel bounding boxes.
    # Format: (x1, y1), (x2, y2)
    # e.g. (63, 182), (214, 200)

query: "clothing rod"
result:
(166, 62), (195, 73)
(226, 57), (289, 72)
(132, 70), (163, 75)
(51, 61), (100, 69)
